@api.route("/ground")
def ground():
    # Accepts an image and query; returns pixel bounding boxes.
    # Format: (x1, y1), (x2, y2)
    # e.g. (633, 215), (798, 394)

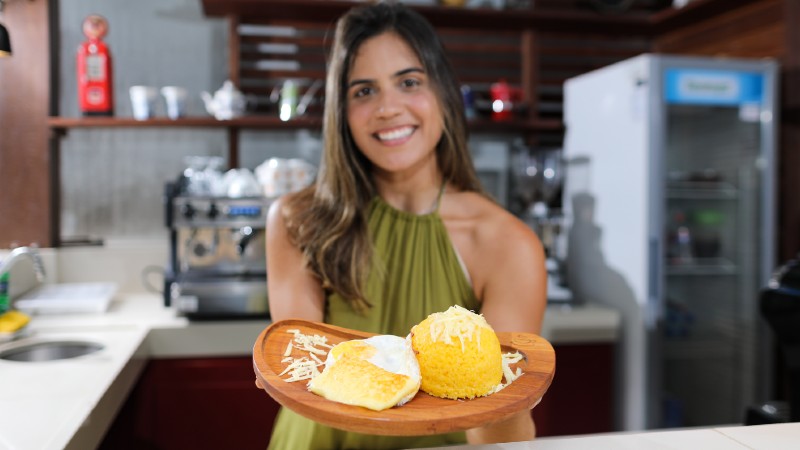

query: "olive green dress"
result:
(267, 195), (479, 450)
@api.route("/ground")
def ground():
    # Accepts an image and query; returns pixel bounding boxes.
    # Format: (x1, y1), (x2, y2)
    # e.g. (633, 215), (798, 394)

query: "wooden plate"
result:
(253, 319), (556, 436)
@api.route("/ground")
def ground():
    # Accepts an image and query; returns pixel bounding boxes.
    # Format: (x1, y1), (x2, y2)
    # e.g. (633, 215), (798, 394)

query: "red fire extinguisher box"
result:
(77, 14), (113, 116)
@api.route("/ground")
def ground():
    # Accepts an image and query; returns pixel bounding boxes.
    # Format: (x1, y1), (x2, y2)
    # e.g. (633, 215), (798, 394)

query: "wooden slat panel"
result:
(533, 27), (650, 124)
(654, 0), (783, 55)
(0, 0), (53, 247)
(230, 3), (652, 131)
(203, 0), (655, 34)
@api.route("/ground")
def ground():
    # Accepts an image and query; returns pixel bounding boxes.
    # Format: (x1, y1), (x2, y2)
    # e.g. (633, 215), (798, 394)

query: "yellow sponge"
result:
(0, 310), (31, 333)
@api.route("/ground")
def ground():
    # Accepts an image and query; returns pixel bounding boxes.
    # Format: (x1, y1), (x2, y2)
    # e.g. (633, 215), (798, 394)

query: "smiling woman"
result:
(262, 2), (547, 449)
(345, 33), (444, 181)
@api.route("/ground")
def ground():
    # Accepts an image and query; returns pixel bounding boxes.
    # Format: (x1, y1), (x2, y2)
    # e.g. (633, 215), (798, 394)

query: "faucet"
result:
(0, 246), (46, 287)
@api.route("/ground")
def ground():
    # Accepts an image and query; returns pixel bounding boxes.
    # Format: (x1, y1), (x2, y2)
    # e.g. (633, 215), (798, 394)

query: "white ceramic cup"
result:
(287, 158), (316, 192)
(129, 86), (158, 120)
(255, 158), (291, 197)
(161, 86), (188, 120)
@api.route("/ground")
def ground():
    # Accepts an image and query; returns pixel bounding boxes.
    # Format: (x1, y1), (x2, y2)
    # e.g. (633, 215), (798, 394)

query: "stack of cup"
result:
(129, 86), (158, 120)
(129, 85), (188, 120)
(161, 86), (188, 120)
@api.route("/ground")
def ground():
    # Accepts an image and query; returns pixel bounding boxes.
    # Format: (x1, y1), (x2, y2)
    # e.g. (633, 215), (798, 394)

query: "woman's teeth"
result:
(377, 126), (414, 142)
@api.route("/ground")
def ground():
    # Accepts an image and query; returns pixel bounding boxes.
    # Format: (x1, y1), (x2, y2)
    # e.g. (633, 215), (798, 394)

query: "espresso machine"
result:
(163, 182), (271, 320)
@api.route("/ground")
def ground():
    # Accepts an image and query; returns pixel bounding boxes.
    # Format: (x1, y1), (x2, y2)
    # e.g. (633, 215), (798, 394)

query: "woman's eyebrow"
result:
(394, 67), (424, 78)
(347, 67), (425, 89)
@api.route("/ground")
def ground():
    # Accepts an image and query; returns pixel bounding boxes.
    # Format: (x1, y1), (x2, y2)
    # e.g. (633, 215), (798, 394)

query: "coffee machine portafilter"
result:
(164, 182), (272, 320)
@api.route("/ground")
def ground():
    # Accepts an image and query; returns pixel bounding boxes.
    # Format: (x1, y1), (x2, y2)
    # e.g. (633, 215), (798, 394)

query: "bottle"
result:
(489, 79), (513, 122)
(670, 211), (693, 264)
(675, 224), (693, 264)
(0, 272), (9, 314)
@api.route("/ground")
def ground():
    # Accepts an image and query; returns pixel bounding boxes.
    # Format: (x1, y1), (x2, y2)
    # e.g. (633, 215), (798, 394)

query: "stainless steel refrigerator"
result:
(561, 54), (778, 431)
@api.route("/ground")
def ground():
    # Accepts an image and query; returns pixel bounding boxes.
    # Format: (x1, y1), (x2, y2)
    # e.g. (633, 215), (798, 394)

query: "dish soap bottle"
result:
(0, 272), (9, 314)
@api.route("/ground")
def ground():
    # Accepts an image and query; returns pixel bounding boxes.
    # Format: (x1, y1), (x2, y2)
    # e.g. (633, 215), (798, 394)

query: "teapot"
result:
(201, 80), (246, 120)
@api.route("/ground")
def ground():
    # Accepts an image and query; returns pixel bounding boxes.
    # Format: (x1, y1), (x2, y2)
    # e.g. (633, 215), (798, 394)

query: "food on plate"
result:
(276, 309), (527, 410)
(278, 329), (333, 382)
(410, 305), (503, 399)
(307, 335), (421, 411)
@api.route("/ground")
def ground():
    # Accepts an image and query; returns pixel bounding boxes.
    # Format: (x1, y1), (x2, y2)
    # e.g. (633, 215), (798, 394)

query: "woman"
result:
(264, 2), (547, 448)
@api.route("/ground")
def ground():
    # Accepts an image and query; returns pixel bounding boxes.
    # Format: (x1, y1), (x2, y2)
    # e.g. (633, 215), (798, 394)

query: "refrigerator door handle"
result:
(646, 237), (661, 330)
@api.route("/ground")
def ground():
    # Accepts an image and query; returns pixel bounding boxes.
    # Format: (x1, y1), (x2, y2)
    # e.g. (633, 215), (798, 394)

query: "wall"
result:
(56, 1), (518, 243)
(56, 0), (325, 242)
(58, 0), (223, 241)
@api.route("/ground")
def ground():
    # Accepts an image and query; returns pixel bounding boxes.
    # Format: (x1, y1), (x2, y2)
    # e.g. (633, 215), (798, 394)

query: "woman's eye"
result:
(402, 78), (421, 89)
(352, 86), (373, 98)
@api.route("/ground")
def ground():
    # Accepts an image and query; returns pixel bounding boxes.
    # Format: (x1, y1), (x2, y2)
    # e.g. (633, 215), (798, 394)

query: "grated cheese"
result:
(279, 357), (321, 382)
(488, 351), (525, 395)
(279, 330), (332, 384)
(427, 305), (489, 351)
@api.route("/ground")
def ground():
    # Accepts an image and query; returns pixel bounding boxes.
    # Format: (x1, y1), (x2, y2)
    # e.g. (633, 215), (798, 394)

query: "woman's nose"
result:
(375, 91), (402, 119)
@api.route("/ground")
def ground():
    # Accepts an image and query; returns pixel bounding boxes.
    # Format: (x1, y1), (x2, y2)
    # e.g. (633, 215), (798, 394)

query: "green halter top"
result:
(267, 193), (479, 450)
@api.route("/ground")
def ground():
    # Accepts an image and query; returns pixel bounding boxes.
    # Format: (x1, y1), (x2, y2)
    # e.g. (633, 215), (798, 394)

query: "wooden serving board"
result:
(253, 319), (556, 436)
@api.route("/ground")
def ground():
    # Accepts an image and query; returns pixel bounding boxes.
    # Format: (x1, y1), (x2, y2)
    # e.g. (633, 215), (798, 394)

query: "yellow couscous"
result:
(410, 305), (503, 399)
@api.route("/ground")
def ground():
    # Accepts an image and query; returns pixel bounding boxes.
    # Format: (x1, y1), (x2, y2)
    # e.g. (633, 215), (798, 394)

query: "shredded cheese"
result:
(278, 357), (321, 382)
(279, 330), (332, 384)
(488, 351), (525, 395)
(427, 305), (489, 351)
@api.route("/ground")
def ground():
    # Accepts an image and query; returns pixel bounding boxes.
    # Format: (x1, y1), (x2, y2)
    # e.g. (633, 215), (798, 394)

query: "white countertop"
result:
(0, 295), (619, 450)
(418, 422), (800, 449)
(0, 295), (267, 450)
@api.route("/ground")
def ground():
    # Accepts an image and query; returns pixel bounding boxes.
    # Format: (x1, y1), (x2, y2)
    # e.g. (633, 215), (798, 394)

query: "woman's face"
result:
(346, 32), (443, 179)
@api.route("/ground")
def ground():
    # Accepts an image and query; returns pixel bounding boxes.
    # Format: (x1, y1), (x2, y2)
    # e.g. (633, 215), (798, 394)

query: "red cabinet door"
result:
(102, 344), (614, 448)
(101, 357), (281, 450)
(533, 343), (615, 436)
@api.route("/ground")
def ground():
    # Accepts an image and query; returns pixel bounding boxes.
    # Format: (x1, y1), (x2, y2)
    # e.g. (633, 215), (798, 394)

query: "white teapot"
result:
(201, 80), (246, 120)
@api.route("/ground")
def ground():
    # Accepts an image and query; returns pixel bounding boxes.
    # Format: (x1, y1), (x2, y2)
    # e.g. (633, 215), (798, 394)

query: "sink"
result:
(0, 340), (104, 362)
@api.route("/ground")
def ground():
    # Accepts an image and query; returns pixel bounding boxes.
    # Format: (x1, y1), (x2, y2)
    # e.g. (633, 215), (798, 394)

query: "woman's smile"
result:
(374, 125), (417, 145)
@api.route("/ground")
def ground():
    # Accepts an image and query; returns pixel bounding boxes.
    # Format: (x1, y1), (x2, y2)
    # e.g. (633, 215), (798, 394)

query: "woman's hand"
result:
(466, 411), (535, 444)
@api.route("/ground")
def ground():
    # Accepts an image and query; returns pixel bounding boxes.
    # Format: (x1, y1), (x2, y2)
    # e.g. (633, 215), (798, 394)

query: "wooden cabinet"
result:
(99, 357), (281, 450)
(534, 343), (615, 436)
(99, 343), (613, 448)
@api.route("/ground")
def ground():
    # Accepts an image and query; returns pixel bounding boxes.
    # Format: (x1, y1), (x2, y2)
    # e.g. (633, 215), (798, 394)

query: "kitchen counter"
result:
(0, 295), (619, 450)
(418, 422), (800, 449)
(0, 295), (267, 450)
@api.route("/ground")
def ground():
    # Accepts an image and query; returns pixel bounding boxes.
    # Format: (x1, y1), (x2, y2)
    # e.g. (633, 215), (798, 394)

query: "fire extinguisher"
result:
(77, 14), (113, 116)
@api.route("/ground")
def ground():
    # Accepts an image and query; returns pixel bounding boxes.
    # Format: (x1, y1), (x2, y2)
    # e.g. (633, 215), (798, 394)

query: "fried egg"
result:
(307, 334), (421, 411)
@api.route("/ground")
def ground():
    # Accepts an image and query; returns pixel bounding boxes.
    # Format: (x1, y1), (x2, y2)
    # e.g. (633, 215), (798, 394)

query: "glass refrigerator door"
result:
(660, 67), (767, 428)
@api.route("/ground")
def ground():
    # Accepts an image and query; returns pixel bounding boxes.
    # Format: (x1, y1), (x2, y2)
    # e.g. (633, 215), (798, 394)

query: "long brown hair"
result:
(283, 1), (484, 313)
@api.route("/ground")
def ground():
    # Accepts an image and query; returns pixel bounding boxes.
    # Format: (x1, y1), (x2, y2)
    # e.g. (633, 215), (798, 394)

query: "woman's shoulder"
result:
(441, 190), (545, 306)
(440, 191), (540, 253)
(267, 188), (313, 228)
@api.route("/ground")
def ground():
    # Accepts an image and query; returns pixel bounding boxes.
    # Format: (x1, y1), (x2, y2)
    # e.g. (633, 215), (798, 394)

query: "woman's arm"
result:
(266, 197), (326, 323)
(467, 213), (548, 444)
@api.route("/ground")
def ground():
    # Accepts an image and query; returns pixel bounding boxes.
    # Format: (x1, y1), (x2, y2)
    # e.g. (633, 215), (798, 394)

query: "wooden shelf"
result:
(649, 0), (758, 34)
(202, 0), (747, 36)
(47, 115), (562, 134)
(47, 115), (322, 130)
(201, 0), (654, 35)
